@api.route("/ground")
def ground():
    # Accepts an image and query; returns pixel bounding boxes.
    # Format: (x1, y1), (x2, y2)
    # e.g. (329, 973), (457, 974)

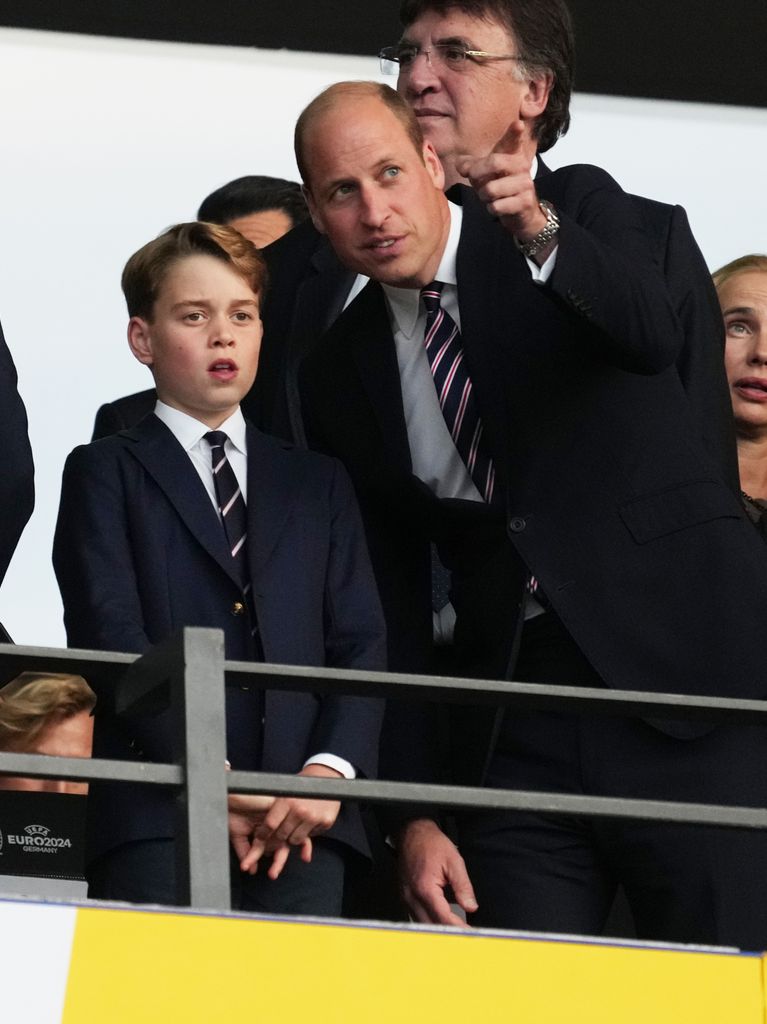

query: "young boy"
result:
(53, 222), (386, 914)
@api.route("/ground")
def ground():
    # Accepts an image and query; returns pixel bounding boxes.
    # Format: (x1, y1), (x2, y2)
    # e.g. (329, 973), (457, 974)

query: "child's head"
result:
(0, 671), (96, 794)
(122, 221), (267, 320)
(123, 222), (267, 428)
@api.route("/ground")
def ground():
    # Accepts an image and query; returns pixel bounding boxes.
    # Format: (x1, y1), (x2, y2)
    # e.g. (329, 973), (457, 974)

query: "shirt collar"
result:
(382, 200), (463, 340)
(154, 400), (248, 455)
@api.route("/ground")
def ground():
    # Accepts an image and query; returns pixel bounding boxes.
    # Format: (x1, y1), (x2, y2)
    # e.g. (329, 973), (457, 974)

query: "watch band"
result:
(516, 200), (560, 259)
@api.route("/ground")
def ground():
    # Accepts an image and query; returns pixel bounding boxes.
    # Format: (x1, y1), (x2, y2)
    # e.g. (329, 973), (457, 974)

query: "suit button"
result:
(509, 517), (526, 533)
(231, 601), (245, 616)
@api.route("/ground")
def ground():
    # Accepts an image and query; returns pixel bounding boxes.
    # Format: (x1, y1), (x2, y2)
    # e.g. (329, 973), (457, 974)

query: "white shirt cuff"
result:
(303, 753), (356, 779)
(526, 244), (558, 283)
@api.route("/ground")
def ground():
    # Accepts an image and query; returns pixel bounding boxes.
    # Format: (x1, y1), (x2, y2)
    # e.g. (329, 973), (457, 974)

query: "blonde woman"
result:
(714, 255), (767, 536)
(0, 672), (95, 794)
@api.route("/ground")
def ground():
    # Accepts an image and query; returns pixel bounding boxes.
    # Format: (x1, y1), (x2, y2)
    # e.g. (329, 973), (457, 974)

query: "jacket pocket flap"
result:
(619, 480), (742, 544)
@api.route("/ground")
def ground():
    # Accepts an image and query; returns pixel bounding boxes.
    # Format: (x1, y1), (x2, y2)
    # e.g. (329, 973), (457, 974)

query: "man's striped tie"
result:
(421, 281), (495, 504)
(205, 430), (248, 584)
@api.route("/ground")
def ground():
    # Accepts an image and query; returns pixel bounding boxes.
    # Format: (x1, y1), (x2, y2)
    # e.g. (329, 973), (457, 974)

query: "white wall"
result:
(0, 26), (765, 647)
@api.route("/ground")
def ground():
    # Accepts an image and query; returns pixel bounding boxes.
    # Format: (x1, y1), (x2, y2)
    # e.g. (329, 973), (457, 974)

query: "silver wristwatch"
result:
(515, 200), (560, 259)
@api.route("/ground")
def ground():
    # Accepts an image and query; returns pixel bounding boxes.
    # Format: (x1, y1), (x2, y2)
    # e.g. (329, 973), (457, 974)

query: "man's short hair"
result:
(197, 175), (309, 228)
(295, 81), (425, 188)
(399, 0), (574, 152)
(122, 221), (268, 321)
(713, 254), (767, 291)
(0, 672), (96, 752)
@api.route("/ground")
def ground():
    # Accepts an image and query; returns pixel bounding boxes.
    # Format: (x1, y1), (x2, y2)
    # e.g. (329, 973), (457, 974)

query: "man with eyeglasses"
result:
(377, 0), (735, 493)
(249, 0), (735, 496)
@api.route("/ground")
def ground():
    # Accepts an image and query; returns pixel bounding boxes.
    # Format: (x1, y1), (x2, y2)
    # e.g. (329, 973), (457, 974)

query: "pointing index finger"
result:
(492, 118), (525, 156)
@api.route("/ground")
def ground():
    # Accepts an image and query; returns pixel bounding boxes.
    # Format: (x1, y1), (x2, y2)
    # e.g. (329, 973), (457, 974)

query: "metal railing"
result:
(2, 627), (767, 911)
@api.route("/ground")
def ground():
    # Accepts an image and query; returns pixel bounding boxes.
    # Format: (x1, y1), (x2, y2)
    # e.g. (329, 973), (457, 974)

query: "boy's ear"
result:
(127, 317), (154, 366)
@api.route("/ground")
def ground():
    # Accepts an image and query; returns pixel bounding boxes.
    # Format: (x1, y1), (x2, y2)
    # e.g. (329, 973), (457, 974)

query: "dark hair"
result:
(295, 81), (425, 187)
(399, 0), (574, 152)
(197, 175), (309, 228)
(122, 221), (268, 321)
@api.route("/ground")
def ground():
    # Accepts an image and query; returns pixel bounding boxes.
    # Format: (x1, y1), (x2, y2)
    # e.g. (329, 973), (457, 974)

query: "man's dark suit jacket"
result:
(291, 171), (767, 784)
(92, 387), (156, 440)
(246, 167), (739, 496)
(0, 320), (34, 591)
(53, 414), (386, 861)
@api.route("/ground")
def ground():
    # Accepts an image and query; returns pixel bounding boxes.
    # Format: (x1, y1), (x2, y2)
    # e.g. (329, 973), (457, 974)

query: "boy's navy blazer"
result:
(53, 413), (386, 860)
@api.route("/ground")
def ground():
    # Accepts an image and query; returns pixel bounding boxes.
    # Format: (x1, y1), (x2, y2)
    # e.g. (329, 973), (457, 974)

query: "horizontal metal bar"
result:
(224, 660), (767, 725)
(0, 750), (181, 787)
(226, 771), (767, 831)
(0, 642), (137, 691)
(2, 643), (764, 725)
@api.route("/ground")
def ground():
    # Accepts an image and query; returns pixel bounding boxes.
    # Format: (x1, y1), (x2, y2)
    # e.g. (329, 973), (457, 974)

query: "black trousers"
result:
(87, 836), (346, 918)
(457, 611), (767, 950)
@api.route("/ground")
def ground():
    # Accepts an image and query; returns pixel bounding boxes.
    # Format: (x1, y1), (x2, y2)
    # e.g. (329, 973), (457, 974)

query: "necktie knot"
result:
(420, 281), (445, 316)
(205, 430), (228, 450)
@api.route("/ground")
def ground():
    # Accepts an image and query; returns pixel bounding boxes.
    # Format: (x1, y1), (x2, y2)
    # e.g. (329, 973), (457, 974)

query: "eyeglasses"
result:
(379, 43), (522, 75)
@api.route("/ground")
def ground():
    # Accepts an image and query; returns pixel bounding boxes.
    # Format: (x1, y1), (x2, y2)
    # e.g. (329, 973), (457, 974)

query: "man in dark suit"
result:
(0, 321), (34, 594)
(249, 0), (737, 501)
(288, 77), (767, 948)
(53, 222), (385, 913)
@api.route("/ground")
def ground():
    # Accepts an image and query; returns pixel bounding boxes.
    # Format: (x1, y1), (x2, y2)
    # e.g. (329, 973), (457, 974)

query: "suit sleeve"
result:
(663, 205), (739, 492)
(53, 443), (151, 654)
(307, 458), (386, 778)
(542, 166), (685, 375)
(0, 321), (34, 585)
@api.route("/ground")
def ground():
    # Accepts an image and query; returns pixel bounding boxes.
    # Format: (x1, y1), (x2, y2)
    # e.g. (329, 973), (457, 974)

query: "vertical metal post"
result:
(172, 627), (231, 910)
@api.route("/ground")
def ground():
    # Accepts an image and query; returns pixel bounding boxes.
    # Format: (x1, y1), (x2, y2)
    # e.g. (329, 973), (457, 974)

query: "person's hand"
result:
(455, 120), (547, 244)
(398, 818), (478, 927)
(228, 792), (312, 879)
(251, 762), (343, 855)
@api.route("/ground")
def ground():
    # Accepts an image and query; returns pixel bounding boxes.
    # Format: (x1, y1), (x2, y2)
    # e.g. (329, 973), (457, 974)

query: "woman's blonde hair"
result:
(0, 672), (96, 751)
(713, 254), (767, 291)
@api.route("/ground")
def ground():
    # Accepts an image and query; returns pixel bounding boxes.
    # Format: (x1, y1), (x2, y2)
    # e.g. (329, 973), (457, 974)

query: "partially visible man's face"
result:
(304, 94), (450, 289)
(227, 208), (294, 249)
(397, 8), (550, 187)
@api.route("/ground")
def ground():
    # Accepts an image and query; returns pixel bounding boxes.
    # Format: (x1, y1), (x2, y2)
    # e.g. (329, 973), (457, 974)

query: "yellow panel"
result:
(62, 906), (764, 1024)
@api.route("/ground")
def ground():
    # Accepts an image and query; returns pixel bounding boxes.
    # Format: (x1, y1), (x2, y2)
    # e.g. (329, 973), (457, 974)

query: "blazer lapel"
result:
(125, 416), (242, 588)
(454, 187), (533, 478)
(324, 279), (412, 471)
(283, 242), (357, 445)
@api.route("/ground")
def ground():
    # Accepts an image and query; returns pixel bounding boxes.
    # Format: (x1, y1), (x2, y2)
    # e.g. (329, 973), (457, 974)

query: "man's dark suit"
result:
(246, 167), (738, 501)
(292, 170), (767, 946)
(0, 320), (34, 591)
(273, 171), (765, 700)
(91, 387), (156, 440)
(53, 414), (386, 869)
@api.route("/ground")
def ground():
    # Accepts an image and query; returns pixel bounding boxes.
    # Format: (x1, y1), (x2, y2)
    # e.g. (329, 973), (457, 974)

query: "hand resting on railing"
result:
(228, 763), (343, 879)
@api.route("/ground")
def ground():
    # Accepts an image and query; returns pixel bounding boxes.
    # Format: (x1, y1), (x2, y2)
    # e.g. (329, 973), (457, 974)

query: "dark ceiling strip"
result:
(1, 0), (764, 108)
